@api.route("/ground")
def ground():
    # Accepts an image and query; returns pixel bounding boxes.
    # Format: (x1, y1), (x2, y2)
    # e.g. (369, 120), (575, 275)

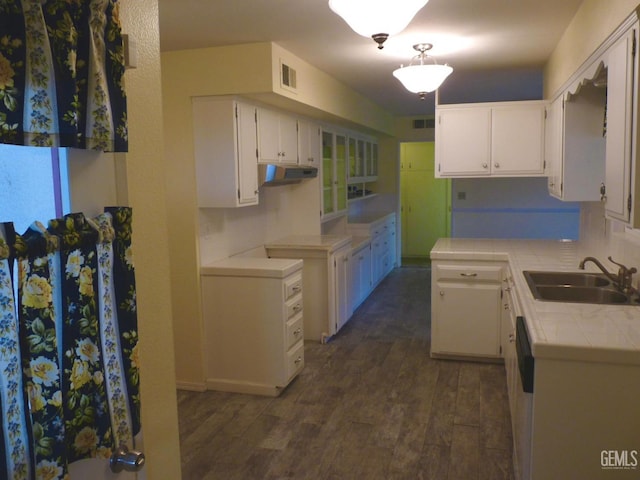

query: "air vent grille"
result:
(281, 62), (297, 90)
(412, 118), (435, 129)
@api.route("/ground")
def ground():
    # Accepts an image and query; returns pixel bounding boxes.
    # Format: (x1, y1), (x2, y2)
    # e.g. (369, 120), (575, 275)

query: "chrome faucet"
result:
(579, 256), (638, 294)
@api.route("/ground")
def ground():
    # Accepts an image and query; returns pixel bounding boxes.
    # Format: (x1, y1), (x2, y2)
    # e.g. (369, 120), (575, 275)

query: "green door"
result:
(400, 142), (451, 260)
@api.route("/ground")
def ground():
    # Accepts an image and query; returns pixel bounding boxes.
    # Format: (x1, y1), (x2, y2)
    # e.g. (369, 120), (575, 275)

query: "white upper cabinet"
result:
(192, 97), (259, 208)
(257, 107), (298, 164)
(603, 26), (635, 223)
(297, 119), (321, 166)
(435, 101), (546, 178)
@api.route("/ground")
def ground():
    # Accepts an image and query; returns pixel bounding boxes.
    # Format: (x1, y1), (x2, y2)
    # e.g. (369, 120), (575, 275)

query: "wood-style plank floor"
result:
(177, 266), (514, 480)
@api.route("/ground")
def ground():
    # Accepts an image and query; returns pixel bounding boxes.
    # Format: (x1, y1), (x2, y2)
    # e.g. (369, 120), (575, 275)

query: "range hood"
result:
(259, 164), (318, 186)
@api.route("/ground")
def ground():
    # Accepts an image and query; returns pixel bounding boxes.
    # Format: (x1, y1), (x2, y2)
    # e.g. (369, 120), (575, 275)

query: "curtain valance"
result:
(0, 0), (128, 152)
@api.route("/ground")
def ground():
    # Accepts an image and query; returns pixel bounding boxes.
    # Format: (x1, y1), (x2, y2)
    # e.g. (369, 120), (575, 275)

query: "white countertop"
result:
(348, 212), (395, 225)
(201, 257), (303, 278)
(431, 238), (640, 365)
(265, 234), (352, 252)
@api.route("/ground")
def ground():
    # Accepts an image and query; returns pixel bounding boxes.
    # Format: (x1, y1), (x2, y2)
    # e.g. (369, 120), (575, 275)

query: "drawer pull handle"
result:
(292, 285), (301, 292)
(293, 328), (302, 336)
(293, 304), (302, 312)
(460, 273), (478, 277)
(294, 356), (303, 365)
(509, 333), (515, 343)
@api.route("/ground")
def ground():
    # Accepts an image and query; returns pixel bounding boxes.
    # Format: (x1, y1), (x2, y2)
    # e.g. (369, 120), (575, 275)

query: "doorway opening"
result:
(400, 141), (451, 266)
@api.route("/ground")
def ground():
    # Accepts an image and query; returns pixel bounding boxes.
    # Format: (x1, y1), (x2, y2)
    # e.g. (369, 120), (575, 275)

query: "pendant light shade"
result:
(328, 0), (429, 49)
(393, 43), (453, 99)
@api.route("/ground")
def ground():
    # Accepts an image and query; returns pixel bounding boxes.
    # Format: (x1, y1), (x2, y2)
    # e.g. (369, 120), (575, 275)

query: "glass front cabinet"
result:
(321, 130), (348, 218)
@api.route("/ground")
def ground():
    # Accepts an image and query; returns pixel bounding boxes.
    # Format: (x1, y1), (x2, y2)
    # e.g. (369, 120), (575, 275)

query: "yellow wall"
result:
(544, 0), (639, 97)
(119, 1), (182, 478)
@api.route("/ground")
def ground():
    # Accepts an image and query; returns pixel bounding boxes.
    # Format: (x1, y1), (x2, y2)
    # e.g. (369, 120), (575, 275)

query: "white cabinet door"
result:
(297, 119), (321, 166)
(257, 108), (298, 164)
(333, 246), (351, 332)
(604, 27), (635, 223)
(436, 106), (492, 176)
(236, 103), (260, 205)
(350, 242), (372, 311)
(192, 97), (259, 208)
(544, 95), (564, 198)
(492, 103), (545, 175)
(432, 282), (501, 356)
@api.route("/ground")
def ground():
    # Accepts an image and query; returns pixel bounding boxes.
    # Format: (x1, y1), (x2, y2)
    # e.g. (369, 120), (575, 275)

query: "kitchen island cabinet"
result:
(431, 260), (503, 358)
(266, 235), (352, 343)
(431, 238), (640, 480)
(200, 257), (305, 396)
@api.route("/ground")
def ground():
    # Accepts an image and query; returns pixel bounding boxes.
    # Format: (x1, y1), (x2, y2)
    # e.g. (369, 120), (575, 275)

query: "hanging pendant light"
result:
(328, 0), (429, 49)
(393, 43), (453, 99)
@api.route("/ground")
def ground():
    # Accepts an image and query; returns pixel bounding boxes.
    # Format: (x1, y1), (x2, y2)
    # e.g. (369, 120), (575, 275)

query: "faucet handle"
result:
(607, 256), (637, 273)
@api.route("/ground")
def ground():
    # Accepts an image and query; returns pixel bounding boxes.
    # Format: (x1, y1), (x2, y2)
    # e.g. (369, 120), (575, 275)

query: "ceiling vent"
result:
(281, 61), (297, 91)
(412, 118), (435, 129)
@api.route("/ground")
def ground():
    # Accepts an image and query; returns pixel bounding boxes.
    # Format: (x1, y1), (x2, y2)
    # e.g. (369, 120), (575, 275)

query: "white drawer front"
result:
(286, 296), (303, 319)
(286, 341), (304, 380)
(436, 264), (503, 282)
(284, 273), (303, 300)
(286, 314), (304, 349)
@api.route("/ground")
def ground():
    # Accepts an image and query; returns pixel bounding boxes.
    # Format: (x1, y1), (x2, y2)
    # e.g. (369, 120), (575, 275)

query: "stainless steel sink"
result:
(523, 270), (639, 305)
(534, 285), (630, 304)
(524, 271), (610, 287)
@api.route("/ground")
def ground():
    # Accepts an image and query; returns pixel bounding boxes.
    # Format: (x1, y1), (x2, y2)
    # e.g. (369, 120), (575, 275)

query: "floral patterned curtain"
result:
(0, 0), (128, 152)
(0, 208), (140, 480)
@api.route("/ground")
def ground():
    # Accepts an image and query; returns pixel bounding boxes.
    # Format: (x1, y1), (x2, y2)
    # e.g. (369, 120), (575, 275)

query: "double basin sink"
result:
(523, 271), (640, 305)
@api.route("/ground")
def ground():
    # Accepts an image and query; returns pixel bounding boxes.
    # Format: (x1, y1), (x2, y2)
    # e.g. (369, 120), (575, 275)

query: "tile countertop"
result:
(265, 234), (352, 252)
(431, 238), (640, 365)
(200, 257), (303, 278)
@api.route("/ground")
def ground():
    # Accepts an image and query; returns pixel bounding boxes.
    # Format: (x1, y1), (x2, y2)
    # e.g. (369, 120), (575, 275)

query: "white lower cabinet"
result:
(350, 240), (372, 311)
(431, 261), (503, 358)
(348, 213), (397, 287)
(200, 258), (304, 396)
(266, 236), (352, 343)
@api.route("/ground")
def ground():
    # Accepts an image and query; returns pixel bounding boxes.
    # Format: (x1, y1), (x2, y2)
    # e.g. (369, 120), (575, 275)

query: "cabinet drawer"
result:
(284, 274), (303, 300)
(436, 264), (503, 282)
(286, 295), (303, 319)
(286, 313), (304, 349)
(286, 341), (304, 380)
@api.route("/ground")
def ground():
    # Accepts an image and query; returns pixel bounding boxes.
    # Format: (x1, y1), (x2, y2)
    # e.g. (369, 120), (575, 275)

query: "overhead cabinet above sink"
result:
(545, 13), (640, 227)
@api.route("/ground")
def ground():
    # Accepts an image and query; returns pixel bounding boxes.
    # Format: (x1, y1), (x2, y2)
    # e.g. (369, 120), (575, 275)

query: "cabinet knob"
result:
(509, 333), (515, 343)
(494, 162), (500, 168)
(294, 356), (303, 365)
(482, 163), (488, 169)
(600, 182), (607, 202)
(293, 304), (302, 312)
(294, 328), (302, 336)
(439, 291), (445, 296)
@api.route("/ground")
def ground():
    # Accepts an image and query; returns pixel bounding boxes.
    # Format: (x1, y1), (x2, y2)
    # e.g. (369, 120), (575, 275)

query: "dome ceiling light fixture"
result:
(393, 43), (453, 99)
(327, 0), (429, 50)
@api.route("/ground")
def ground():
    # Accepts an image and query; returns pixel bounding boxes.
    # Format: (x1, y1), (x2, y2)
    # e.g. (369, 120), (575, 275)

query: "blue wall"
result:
(451, 177), (580, 240)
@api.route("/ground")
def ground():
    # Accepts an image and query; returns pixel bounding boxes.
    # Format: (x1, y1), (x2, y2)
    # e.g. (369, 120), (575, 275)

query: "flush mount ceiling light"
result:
(328, 0), (429, 49)
(393, 43), (453, 99)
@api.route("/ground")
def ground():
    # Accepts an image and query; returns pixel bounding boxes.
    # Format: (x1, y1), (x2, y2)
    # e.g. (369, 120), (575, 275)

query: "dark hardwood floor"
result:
(177, 266), (514, 480)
